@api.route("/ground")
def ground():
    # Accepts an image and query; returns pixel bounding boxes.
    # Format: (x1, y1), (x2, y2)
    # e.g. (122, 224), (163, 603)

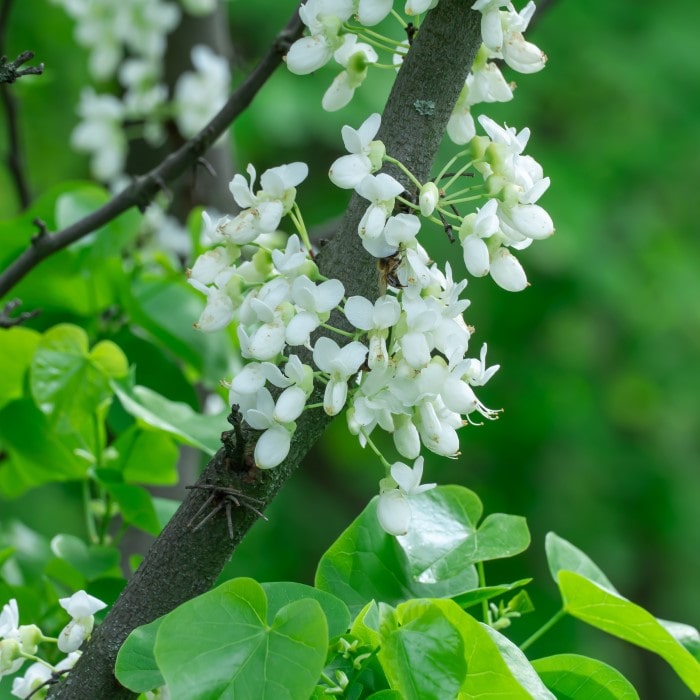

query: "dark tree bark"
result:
(48, 2), (482, 697)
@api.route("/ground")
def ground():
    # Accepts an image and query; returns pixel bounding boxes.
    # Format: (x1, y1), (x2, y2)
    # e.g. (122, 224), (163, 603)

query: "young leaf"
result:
(452, 578), (532, 610)
(0, 326), (40, 411)
(315, 489), (479, 617)
(154, 578), (328, 699)
(378, 599), (467, 700)
(50, 534), (121, 580)
(115, 617), (165, 693)
(112, 377), (228, 455)
(532, 653), (639, 700)
(262, 581), (351, 639)
(557, 570), (700, 694)
(545, 532), (617, 592)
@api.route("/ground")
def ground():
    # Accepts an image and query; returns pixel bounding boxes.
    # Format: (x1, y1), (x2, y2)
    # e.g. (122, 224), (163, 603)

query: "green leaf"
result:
(457, 612), (554, 699)
(378, 599), (467, 700)
(0, 547), (16, 568)
(112, 378), (228, 456)
(122, 274), (233, 385)
(116, 617), (165, 693)
(452, 579), (532, 609)
(658, 619), (700, 662)
(545, 532), (617, 592)
(532, 654), (639, 699)
(478, 625), (556, 699)
(558, 570), (700, 694)
(30, 324), (127, 449)
(0, 183), (128, 316)
(0, 326), (40, 410)
(316, 488), (479, 617)
(0, 399), (87, 497)
(399, 490), (530, 583)
(155, 578), (328, 700)
(262, 582), (351, 639)
(55, 186), (141, 263)
(50, 534), (121, 581)
(112, 428), (179, 486)
(316, 486), (528, 617)
(152, 497), (181, 529)
(105, 483), (161, 536)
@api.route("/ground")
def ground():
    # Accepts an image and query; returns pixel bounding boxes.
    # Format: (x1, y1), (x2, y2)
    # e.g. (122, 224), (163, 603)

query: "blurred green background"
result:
(2, 0), (699, 697)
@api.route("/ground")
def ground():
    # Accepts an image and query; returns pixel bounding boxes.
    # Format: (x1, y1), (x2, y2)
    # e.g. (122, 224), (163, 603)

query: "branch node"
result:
(197, 157), (217, 179)
(0, 51), (44, 84)
(31, 218), (48, 244)
(0, 298), (41, 328)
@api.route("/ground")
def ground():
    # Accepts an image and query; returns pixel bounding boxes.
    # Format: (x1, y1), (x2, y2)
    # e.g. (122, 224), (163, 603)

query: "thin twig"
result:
(0, 297), (40, 327)
(0, 5), (304, 299)
(0, 0), (39, 208)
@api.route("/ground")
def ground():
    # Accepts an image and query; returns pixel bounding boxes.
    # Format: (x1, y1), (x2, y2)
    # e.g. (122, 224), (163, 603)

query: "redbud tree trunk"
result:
(48, 2), (482, 697)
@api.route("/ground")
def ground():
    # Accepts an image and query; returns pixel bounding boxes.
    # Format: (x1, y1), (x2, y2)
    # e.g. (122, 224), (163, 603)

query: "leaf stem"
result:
(477, 561), (490, 624)
(520, 608), (566, 652)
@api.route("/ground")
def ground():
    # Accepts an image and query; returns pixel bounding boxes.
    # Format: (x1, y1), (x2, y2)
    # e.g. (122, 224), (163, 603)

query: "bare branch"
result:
(0, 51), (44, 84)
(0, 5), (304, 299)
(0, 297), (40, 327)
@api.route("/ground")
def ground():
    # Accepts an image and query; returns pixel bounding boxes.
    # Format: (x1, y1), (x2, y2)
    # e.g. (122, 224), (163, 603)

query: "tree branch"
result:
(47, 3), (482, 697)
(0, 5), (304, 300)
(0, 0), (40, 209)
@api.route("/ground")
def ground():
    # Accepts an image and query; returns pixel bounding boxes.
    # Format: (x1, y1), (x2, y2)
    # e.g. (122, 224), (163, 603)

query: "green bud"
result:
(19, 624), (42, 655)
(252, 248), (273, 276)
(368, 140), (386, 172)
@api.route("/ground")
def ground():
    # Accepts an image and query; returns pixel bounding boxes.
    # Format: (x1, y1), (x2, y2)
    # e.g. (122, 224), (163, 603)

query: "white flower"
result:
(329, 113), (384, 189)
(71, 89), (126, 182)
(322, 35), (378, 111)
(57, 591), (106, 654)
(272, 235), (313, 278)
(0, 599), (19, 638)
(286, 0), (354, 74)
(313, 337), (368, 415)
(376, 457), (436, 535)
(376, 489), (411, 536)
(405, 0), (439, 16)
(345, 295), (400, 368)
(286, 276), (345, 346)
(489, 247), (528, 291)
(173, 45), (230, 137)
(191, 284), (235, 332)
(11, 662), (52, 699)
(356, 0), (393, 25)
(356, 173), (405, 241)
(243, 388), (301, 469)
(419, 182), (440, 217)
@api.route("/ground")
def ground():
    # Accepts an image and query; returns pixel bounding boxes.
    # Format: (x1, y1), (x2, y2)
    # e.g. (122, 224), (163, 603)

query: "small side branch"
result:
(0, 50), (43, 84)
(0, 7), (304, 299)
(0, 297), (40, 327)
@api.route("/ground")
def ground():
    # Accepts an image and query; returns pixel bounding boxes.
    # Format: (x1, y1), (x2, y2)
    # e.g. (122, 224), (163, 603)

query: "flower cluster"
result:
(189, 0), (552, 536)
(286, 0), (546, 130)
(51, 0), (230, 184)
(0, 593), (106, 698)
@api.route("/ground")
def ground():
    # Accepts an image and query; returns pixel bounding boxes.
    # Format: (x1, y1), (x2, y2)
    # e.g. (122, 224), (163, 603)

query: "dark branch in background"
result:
(0, 0), (42, 209)
(0, 6), (304, 299)
(0, 297), (40, 327)
(0, 50), (43, 83)
(47, 1), (482, 697)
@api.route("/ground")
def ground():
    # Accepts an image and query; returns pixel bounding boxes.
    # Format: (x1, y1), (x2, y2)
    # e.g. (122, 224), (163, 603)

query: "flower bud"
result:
(419, 182), (440, 217)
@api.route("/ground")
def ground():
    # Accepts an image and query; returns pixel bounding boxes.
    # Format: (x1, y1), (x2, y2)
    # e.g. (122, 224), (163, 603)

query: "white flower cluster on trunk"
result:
(187, 0), (553, 536)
